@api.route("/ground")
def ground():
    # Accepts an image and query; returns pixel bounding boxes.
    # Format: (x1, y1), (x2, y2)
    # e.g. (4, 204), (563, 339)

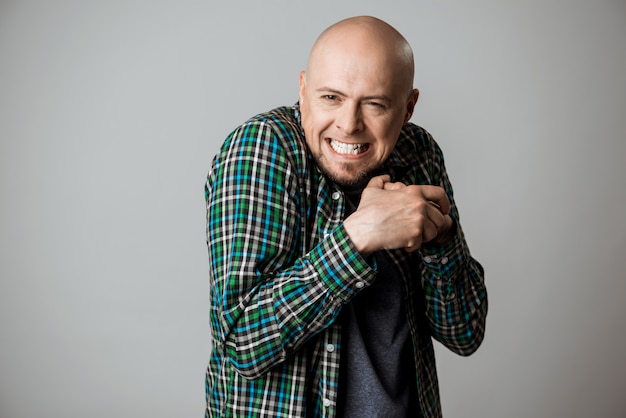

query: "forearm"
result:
(419, 226), (488, 355)
(210, 224), (375, 378)
(206, 120), (376, 377)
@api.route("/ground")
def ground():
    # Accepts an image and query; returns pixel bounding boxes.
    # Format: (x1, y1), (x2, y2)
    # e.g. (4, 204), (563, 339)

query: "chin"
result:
(312, 151), (377, 186)
(323, 165), (371, 186)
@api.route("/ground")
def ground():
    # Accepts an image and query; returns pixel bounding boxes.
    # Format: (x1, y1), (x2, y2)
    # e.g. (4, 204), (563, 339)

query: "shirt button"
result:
(323, 398), (332, 408)
(449, 292), (456, 300)
(441, 256), (449, 265)
(326, 343), (335, 353)
(423, 256), (432, 263)
(355, 281), (364, 289)
(331, 191), (341, 200)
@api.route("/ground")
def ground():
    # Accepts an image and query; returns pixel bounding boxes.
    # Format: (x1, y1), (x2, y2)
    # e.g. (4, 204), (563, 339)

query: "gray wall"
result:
(1, 1), (625, 417)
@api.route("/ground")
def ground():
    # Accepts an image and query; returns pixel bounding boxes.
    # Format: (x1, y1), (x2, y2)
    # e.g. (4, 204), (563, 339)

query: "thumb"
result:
(365, 174), (391, 189)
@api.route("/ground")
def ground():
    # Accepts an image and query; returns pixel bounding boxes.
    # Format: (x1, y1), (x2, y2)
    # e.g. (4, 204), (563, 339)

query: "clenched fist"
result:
(343, 175), (455, 257)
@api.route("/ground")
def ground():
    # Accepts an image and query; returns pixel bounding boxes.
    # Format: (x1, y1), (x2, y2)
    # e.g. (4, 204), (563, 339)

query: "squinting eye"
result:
(323, 95), (338, 101)
(368, 102), (385, 109)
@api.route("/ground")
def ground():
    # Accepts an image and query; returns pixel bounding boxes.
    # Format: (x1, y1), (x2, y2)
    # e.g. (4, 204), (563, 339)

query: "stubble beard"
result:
(314, 152), (375, 186)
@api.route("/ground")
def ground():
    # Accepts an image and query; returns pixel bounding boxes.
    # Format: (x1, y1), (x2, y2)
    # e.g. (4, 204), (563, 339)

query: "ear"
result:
(298, 71), (307, 103)
(404, 88), (419, 123)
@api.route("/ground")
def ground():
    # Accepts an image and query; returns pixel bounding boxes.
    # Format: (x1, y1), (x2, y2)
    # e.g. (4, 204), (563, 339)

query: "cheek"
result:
(371, 120), (397, 141)
(304, 111), (330, 137)
(371, 121), (402, 154)
(300, 113), (321, 152)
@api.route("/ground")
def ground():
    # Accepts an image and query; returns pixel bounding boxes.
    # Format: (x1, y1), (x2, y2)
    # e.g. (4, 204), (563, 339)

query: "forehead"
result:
(308, 42), (407, 97)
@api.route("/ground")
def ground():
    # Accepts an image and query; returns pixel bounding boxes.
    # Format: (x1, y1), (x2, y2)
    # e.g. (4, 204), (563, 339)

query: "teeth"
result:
(329, 139), (367, 155)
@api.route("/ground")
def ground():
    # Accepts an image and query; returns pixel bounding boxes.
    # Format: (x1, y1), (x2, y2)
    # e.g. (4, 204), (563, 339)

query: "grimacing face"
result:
(298, 42), (418, 186)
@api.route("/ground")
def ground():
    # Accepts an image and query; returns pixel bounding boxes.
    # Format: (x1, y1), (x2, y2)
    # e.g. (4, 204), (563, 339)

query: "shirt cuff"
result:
(308, 224), (377, 303)
(419, 228), (467, 279)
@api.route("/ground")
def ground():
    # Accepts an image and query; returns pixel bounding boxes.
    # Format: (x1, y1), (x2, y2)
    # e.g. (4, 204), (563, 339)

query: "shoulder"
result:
(219, 105), (307, 160)
(389, 123), (444, 165)
(209, 105), (311, 185)
(251, 106), (302, 136)
(380, 122), (449, 185)
(227, 105), (302, 144)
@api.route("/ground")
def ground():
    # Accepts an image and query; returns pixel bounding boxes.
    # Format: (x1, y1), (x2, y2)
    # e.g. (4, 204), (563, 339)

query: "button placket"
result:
(330, 189), (344, 224)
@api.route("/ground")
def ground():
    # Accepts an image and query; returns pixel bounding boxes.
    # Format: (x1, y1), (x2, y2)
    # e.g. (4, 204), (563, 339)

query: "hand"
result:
(343, 175), (454, 256)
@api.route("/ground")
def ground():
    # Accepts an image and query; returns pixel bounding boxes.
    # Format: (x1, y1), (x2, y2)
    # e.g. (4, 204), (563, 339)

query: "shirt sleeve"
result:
(418, 138), (488, 356)
(205, 119), (376, 379)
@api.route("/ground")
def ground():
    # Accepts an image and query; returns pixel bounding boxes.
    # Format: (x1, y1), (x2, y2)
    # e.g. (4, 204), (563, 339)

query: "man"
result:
(205, 16), (487, 418)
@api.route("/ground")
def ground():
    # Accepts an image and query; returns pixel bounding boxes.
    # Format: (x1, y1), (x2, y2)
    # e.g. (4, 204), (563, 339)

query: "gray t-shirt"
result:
(338, 182), (420, 418)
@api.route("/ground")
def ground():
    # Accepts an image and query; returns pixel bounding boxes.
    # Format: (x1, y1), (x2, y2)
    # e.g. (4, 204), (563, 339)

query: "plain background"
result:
(1, 1), (625, 417)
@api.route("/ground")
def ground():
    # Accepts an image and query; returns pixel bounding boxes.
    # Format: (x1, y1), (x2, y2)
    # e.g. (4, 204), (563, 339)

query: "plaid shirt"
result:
(204, 104), (488, 417)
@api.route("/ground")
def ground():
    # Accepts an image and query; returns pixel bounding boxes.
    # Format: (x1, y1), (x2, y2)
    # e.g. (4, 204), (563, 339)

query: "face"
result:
(299, 41), (418, 186)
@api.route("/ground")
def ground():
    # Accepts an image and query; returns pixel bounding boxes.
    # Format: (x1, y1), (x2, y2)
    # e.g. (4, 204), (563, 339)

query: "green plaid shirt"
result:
(204, 104), (487, 417)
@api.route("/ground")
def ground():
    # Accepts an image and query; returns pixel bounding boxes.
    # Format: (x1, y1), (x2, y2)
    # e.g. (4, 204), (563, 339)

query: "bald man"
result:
(205, 16), (488, 418)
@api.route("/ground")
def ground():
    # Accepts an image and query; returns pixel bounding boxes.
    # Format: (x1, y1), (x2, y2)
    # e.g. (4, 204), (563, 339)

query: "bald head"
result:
(306, 16), (415, 95)
(298, 16), (420, 185)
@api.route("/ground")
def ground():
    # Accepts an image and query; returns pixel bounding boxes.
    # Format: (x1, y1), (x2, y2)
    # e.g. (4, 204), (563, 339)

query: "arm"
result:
(418, 163), (487, 355)
(206, 119), (375, 379)
(343, 133), (487, 355)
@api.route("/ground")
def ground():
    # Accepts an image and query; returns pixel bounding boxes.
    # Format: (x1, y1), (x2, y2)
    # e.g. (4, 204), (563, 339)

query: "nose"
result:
(335, 102), (363, 135)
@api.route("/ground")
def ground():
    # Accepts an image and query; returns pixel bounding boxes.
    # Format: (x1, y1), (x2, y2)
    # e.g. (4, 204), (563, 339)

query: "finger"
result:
(427, 200), (441, 209)
(365, 174), (391, 189)
(426, 203), (447, 229)
(421, 217), (440, 244)
(405, 218), (438, 250)
(405, 213), (439, 250)
(383, 181), (406, 191)
(404, 238), (422, 252)
(420, 186), (451, 215)
(404, 244), (420, 253)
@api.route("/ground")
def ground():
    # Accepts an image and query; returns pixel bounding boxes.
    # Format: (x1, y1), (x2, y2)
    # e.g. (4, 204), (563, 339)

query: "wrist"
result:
(430, 215), (456, 246)
(343, 215), (374, 258)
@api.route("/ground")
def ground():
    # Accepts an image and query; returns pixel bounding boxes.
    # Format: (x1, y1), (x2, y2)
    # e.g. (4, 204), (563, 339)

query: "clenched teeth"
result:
(329, 139), (368, 155)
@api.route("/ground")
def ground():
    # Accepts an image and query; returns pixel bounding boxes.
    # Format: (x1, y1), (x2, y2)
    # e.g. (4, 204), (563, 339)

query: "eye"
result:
(367, 101), (385, 109)
(365, 101), (388, 113)
(322, 95), (338, 101)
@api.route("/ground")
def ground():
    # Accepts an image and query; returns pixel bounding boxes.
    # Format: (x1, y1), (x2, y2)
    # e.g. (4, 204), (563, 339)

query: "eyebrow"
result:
(315, 87), (392, 103)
